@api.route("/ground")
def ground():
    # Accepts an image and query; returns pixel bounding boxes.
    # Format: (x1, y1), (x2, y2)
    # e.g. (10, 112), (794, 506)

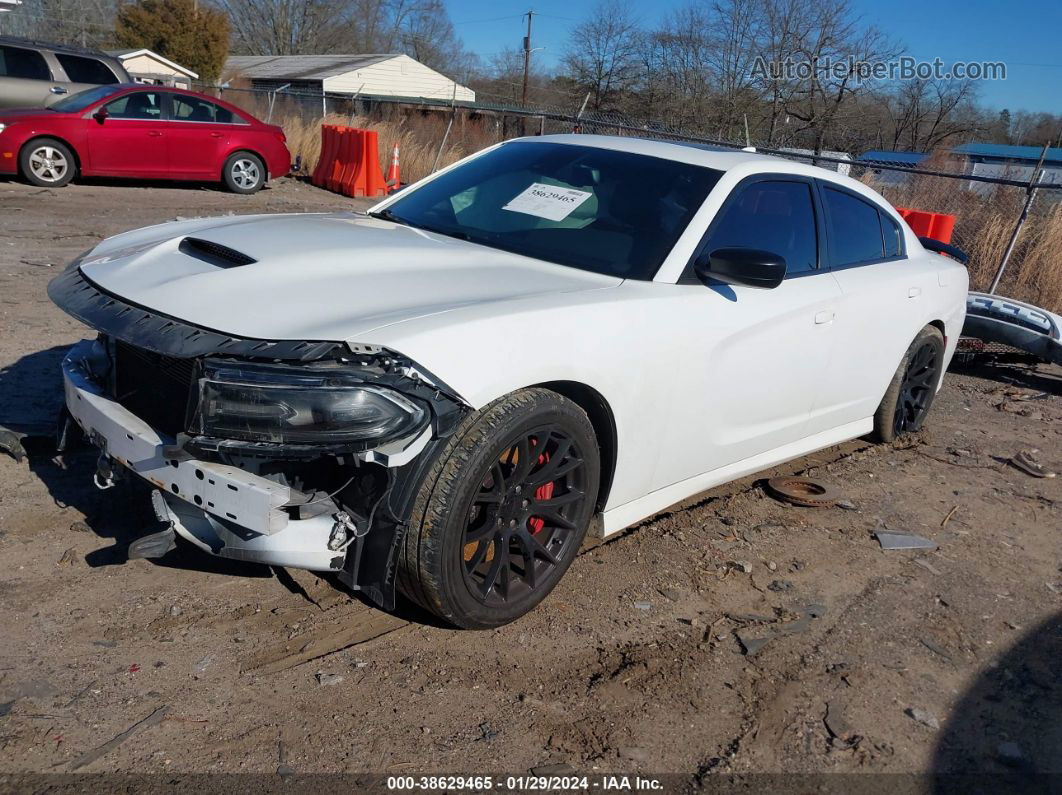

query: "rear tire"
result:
(20, 138), (76, 187)
(222, 152), (265, 194)
(873, 325), (945, 442)
(398, 389), (600, 629)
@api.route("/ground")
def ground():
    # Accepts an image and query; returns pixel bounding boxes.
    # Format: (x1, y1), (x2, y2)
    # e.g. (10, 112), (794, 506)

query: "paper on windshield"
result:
(502, 183), (593, 222)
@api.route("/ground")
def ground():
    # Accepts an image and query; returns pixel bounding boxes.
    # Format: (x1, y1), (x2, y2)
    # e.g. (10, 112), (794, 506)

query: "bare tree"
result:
(886, 78), (980, 151)
(561, 0), (642, 111)
(779, 0), (902, 153)
(706, 0), (762, 139)
(216, 0), (471, 70)
(2, 0), (119, 47)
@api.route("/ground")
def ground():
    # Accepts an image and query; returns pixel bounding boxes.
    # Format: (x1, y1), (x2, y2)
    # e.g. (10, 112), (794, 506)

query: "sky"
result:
(445, 0), (1061, 115)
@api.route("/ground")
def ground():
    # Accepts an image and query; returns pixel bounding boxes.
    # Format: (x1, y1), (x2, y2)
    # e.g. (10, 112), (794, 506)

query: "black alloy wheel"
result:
(461, 427), (588, 606)
(893, 339), (941, 436)
(872, 325), (945, 443)
(398, 388), (600, 629)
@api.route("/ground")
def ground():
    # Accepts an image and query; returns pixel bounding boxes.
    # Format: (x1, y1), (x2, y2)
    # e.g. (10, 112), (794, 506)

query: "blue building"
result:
(858, 144), (1062, 194)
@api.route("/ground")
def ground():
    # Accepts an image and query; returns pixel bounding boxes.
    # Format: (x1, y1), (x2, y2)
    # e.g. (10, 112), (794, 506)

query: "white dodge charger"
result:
(50, 135), (968, 628)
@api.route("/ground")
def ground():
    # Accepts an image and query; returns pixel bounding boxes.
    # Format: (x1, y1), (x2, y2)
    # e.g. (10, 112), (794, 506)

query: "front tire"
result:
(222, 152), (265, 194)
(873, 325), (945, 442)
(20, 138), (76, 187)
(398, 389), (600, 629)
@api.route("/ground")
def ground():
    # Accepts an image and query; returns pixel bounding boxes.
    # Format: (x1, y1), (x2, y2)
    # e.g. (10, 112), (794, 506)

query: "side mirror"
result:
(92, 108), (108, 124)
(694, 247), (787, 289)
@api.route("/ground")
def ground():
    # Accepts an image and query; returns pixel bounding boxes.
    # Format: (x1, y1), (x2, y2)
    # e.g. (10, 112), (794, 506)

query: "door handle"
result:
(814, 310), (835, 325)
(209, 132), (223, 138)
(908, 287), (922, 298)
(50, 86), (68, 94)
(147, 131), (162, 137)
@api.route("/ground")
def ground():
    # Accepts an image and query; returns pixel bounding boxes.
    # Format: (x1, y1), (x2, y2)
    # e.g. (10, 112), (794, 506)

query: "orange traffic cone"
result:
(386, 143), (401, 192)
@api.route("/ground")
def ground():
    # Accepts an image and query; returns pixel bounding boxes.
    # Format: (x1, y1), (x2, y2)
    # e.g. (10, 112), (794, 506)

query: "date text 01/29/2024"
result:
(385, 775), (664, 791)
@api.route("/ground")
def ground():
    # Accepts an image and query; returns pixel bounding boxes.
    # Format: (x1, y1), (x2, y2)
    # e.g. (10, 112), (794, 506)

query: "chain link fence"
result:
(201, 82), (1062, 313)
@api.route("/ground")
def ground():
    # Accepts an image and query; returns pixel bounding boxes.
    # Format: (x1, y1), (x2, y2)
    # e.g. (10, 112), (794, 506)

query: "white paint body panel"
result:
(71, 135), (969, 540)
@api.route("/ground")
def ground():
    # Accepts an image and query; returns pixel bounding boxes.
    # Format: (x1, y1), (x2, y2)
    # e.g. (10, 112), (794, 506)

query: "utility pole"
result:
(520, 9), (534, 108)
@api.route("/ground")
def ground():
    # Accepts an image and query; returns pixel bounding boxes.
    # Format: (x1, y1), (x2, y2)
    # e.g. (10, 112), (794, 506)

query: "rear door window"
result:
(170, 95), (237, 123)
(704, 180), (819, 274)
(822, 187), (886, 266)
(0, 45), (51, 80)
(55, 54), (120, 85)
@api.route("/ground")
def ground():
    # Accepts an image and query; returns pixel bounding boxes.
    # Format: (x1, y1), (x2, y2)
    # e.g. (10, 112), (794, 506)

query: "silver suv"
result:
(0, 36), (131, 109)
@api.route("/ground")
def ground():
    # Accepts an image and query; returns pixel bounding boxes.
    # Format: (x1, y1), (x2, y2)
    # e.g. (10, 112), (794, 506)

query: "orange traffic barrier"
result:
(311, 125), (388, 198)
(312, 124), (340, 187)
(386, 143), (401, 192)
(894, 206), (956, 244)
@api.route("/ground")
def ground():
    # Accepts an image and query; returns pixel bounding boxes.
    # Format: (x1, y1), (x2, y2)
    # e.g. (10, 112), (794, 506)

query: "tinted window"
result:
(171, 95), (236, 123)
(55, 54), (119, 85)
(380, 142), (723, 279)
(705, 180), (818, 274)
(881, 211), (903, 257)
(823, 187), (885, 266)
(0, 45), (51, 80)
(104, 91), (162, 119)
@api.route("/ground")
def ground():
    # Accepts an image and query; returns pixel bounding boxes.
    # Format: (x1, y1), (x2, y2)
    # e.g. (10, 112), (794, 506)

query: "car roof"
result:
(511, 134), (890, 204)
(0, 35), (118, 60)
(513, 134), (784, 172)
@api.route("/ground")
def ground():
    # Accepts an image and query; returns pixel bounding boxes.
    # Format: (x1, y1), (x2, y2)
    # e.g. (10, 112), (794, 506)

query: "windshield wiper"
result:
(369, 208), (406, 224)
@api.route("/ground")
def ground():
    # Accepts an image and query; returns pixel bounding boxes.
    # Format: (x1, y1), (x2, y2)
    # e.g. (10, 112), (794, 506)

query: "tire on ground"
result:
(20, 138), (77, 187)
(872, 325), (945, 443)
(398, 388), (600, 629)
(222, 151), (265, 194)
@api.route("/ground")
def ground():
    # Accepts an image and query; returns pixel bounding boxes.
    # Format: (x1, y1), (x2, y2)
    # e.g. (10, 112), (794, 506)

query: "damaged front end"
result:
(49, 264), (468, 610)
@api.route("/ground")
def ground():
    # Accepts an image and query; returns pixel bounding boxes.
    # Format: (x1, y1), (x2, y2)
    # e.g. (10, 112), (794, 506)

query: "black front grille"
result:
(112, 341), (197, 437)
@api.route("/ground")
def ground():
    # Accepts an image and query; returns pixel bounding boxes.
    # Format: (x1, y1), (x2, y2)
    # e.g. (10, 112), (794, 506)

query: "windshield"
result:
(378, 141), (722, 279)
(51, 84), (125, 113)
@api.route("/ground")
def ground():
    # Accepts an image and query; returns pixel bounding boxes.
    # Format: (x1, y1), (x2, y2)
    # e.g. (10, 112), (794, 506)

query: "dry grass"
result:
(217, 88), (501, 184)
(278, 112), (495, 184)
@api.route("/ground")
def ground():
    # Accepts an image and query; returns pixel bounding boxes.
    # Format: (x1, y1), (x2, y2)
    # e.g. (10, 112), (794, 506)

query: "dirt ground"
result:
(1, 176), (1059, 790)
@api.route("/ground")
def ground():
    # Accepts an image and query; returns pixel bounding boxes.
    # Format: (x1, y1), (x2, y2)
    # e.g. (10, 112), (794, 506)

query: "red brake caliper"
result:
(528, 447), (554, 535)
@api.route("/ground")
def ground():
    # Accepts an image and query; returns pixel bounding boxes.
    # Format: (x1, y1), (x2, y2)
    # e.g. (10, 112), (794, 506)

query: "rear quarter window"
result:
(170, 95), (241, 124)
(881, 211), (904, 257)
(55, 54), (120, 85)
(0, 45), (51, 80)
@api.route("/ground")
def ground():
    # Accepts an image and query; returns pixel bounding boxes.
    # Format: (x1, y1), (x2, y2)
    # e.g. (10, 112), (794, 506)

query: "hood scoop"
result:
(178, 237), (257, 269)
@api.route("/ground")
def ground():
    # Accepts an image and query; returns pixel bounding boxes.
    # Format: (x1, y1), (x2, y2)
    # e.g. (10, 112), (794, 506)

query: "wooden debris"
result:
(68, 705), (170, 771)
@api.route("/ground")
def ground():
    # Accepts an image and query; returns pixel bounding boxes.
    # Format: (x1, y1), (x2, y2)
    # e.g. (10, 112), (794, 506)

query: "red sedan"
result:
(0, 85), (291, 193)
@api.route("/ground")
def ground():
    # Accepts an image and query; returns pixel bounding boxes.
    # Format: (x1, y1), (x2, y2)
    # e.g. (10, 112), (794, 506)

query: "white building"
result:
(108, 49), (198, 88)
(224, 53), (475, 103)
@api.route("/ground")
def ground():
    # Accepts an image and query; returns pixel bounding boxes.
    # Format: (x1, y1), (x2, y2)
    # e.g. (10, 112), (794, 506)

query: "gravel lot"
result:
(1, 176), (1060, 787)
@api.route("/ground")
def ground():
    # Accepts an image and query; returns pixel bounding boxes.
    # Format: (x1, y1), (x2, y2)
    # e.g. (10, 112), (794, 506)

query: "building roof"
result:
(858, 150), (929, 165)
(106, 48), (198, 79)
(951, 142), (1062, 164)
(225, 54), (399, 81)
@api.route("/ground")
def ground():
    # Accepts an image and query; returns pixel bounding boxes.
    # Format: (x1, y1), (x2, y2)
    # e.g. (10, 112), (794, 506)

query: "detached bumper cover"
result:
(62, 340), (344, 571)
(962, 292), (1062, 365)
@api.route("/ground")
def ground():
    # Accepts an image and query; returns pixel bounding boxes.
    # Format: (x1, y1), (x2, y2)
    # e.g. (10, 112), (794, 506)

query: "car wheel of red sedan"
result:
(21, 138), (76, 188)
(223, 152), (265, 194)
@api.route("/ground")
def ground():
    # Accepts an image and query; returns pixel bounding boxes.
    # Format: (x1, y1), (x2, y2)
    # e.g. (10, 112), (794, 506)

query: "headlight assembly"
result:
(191, 359), (428, 448)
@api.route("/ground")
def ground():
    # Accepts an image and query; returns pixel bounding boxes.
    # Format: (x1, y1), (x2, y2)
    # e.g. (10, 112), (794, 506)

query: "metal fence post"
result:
(989, 143), (1050, 294)
(431, 84), (459, 174)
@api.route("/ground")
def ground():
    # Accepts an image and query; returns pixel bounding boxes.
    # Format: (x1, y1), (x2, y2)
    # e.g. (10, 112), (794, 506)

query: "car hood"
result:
(0, 107), (62, 121)
(77, 212), (622, 342)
